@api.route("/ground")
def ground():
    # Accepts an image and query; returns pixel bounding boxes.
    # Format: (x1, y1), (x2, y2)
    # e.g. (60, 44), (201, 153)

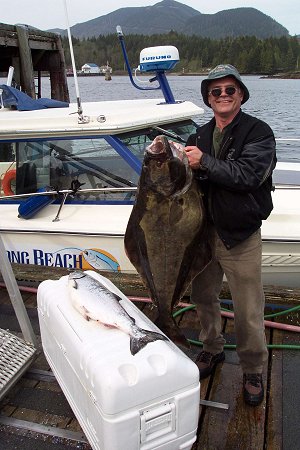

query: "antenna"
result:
(116, 26), (160, 93)
(116, 26), (177, 104)
(63, 0), (89, 123)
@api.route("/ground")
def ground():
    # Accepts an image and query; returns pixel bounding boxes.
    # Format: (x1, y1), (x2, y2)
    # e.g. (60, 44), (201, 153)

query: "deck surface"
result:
(0, 285), (300, 450)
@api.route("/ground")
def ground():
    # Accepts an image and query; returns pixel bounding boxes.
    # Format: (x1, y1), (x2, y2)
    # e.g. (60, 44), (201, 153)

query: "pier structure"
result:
(0, 23), (69, 102)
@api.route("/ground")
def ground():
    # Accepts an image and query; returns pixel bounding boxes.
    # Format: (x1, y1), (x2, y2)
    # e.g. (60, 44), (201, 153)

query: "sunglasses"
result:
(208, 86), (238, 97)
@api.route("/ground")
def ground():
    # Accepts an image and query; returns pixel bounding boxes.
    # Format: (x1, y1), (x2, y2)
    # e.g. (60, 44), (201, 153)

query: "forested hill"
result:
(62, 33), (300, 75)
(51, 0), (289, 39)
(185, 8), (289, 39)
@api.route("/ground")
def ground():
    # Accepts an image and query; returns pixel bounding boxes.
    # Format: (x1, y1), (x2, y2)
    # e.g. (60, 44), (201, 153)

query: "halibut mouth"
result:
(146, 135), (186, 162)
(145, 135), (193, 197)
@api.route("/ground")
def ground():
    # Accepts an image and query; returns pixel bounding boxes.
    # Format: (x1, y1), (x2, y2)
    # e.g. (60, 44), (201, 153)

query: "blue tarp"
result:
(0, 85), (69, 111)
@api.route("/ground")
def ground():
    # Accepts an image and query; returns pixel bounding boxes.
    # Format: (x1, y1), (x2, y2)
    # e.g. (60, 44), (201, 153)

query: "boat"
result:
(1, 12), (300, 450)
(0, 34), (299, 289)
(261, 160), (300, 287)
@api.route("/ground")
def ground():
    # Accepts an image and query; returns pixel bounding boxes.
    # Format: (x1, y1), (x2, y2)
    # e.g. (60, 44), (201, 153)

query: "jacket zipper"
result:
(218, 136), (234, 160)
(208, 137), (233, 228)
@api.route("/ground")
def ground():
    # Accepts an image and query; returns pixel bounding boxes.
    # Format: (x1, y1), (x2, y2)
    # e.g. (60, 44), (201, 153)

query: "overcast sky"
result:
(1, 0), (299, 35)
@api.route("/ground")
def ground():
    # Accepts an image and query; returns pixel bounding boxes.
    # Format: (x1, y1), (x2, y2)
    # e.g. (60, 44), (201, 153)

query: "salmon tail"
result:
(130, 329), (168, 356)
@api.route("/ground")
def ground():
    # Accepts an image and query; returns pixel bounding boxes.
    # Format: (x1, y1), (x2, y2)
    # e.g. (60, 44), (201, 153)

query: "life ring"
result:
(2, 169), (16, 196)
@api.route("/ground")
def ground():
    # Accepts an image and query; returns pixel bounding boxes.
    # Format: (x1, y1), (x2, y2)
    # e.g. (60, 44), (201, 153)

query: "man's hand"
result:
(185, 146), (204, 169)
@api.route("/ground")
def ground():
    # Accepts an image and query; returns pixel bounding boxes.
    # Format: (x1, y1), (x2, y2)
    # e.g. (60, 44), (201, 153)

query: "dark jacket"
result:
(187, 110), (276, 248)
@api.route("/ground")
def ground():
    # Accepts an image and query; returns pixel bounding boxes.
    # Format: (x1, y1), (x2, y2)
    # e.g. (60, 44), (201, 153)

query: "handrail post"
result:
(0, 234), (37, 346)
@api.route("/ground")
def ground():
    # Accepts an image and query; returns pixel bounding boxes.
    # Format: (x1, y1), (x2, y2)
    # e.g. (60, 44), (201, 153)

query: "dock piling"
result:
(0, 22), (69, 102)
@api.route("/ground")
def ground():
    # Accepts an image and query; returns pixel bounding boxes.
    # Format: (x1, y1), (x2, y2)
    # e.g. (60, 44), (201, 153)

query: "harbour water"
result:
(43, 74), (300, 162)
(1, 74), (299, 161)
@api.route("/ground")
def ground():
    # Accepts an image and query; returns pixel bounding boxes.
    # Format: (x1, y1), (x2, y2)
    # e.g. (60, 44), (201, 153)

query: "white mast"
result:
(63, 0), (88, 123)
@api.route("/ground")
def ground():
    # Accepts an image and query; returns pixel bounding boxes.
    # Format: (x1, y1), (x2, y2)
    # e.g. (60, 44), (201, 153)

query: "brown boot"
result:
(195, 351), (225, 380)
(243, 373), (264, 406)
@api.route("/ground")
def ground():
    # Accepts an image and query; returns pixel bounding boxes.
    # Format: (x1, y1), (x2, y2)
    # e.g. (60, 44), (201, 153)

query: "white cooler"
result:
(37, 271), (200, 450)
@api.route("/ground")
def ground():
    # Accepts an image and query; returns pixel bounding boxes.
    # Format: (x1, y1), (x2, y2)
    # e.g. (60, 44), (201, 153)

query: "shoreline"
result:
(1, 71), (299, 80)
(260, 71), (300, 79)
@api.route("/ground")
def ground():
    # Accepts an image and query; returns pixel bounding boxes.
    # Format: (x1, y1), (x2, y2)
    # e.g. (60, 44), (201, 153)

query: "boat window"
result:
(11, 138), (138, 201)
(1, 120), (197, 201)
(0, 142), (16, 196)
(0, 143), (15, 162)
(117, 120), (197, 160)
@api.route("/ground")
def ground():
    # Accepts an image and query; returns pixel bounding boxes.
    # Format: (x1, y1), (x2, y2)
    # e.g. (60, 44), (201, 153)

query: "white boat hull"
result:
(0, 182), (299, 288)
(0, 204), (135, 273)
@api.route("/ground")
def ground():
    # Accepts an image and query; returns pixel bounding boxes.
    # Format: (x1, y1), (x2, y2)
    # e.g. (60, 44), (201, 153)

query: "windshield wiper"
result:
(150, 126), (187, 144)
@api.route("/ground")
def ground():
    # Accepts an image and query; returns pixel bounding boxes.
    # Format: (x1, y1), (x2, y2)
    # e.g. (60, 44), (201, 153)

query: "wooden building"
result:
(0, 23), (69, 102)
(81, 62), (101, 74)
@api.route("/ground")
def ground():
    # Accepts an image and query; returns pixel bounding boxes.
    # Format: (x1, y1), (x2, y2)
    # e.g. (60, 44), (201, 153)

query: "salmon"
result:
(68, 270), (168, 355)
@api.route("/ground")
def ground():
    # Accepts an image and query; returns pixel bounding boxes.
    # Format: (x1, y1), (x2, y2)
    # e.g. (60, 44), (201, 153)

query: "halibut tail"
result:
(155, 316), (191, 349)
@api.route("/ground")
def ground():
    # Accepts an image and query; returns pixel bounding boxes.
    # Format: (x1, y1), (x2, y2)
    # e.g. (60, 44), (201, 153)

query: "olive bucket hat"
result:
(201, 64), (250, 107)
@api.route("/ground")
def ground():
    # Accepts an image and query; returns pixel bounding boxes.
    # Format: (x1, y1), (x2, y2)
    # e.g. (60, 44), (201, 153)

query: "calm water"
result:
(2, 74), (300, 161)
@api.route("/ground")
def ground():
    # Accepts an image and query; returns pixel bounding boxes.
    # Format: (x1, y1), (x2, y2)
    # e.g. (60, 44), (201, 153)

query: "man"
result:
(185, 64), (276, 406)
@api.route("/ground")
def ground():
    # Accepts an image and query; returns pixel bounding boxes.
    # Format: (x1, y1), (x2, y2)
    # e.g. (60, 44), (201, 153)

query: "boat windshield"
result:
(0, 120), (197, 202)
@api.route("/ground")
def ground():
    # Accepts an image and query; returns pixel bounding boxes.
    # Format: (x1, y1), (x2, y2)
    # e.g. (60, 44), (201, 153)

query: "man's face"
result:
(207, 76), (244, 118)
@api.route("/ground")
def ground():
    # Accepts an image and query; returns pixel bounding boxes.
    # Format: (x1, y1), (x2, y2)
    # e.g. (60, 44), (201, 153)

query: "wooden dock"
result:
(7, 263), (300, 305)
(0, 278), (300, 449)
(0, 23), (69, 101)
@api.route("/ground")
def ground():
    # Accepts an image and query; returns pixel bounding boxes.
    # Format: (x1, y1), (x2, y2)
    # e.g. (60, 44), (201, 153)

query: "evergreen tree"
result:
(62, 34), (300, 75)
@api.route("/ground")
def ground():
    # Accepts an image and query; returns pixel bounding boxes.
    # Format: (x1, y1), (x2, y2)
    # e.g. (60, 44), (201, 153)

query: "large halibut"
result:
(125, 135), (211, 348)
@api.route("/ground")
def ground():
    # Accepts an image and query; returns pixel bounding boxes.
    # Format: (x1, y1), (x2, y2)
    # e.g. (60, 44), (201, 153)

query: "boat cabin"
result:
(0, 98), (202, 202)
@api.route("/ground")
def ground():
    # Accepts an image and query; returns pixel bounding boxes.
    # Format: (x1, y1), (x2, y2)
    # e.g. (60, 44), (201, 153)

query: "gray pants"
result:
(191, 228), (268, 373)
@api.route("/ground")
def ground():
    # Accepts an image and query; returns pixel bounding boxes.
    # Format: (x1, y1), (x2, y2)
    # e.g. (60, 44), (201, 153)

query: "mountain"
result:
(184, 7), (289, 39)
(55, 0), (200, 37)
(49, 0), (289, 39)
